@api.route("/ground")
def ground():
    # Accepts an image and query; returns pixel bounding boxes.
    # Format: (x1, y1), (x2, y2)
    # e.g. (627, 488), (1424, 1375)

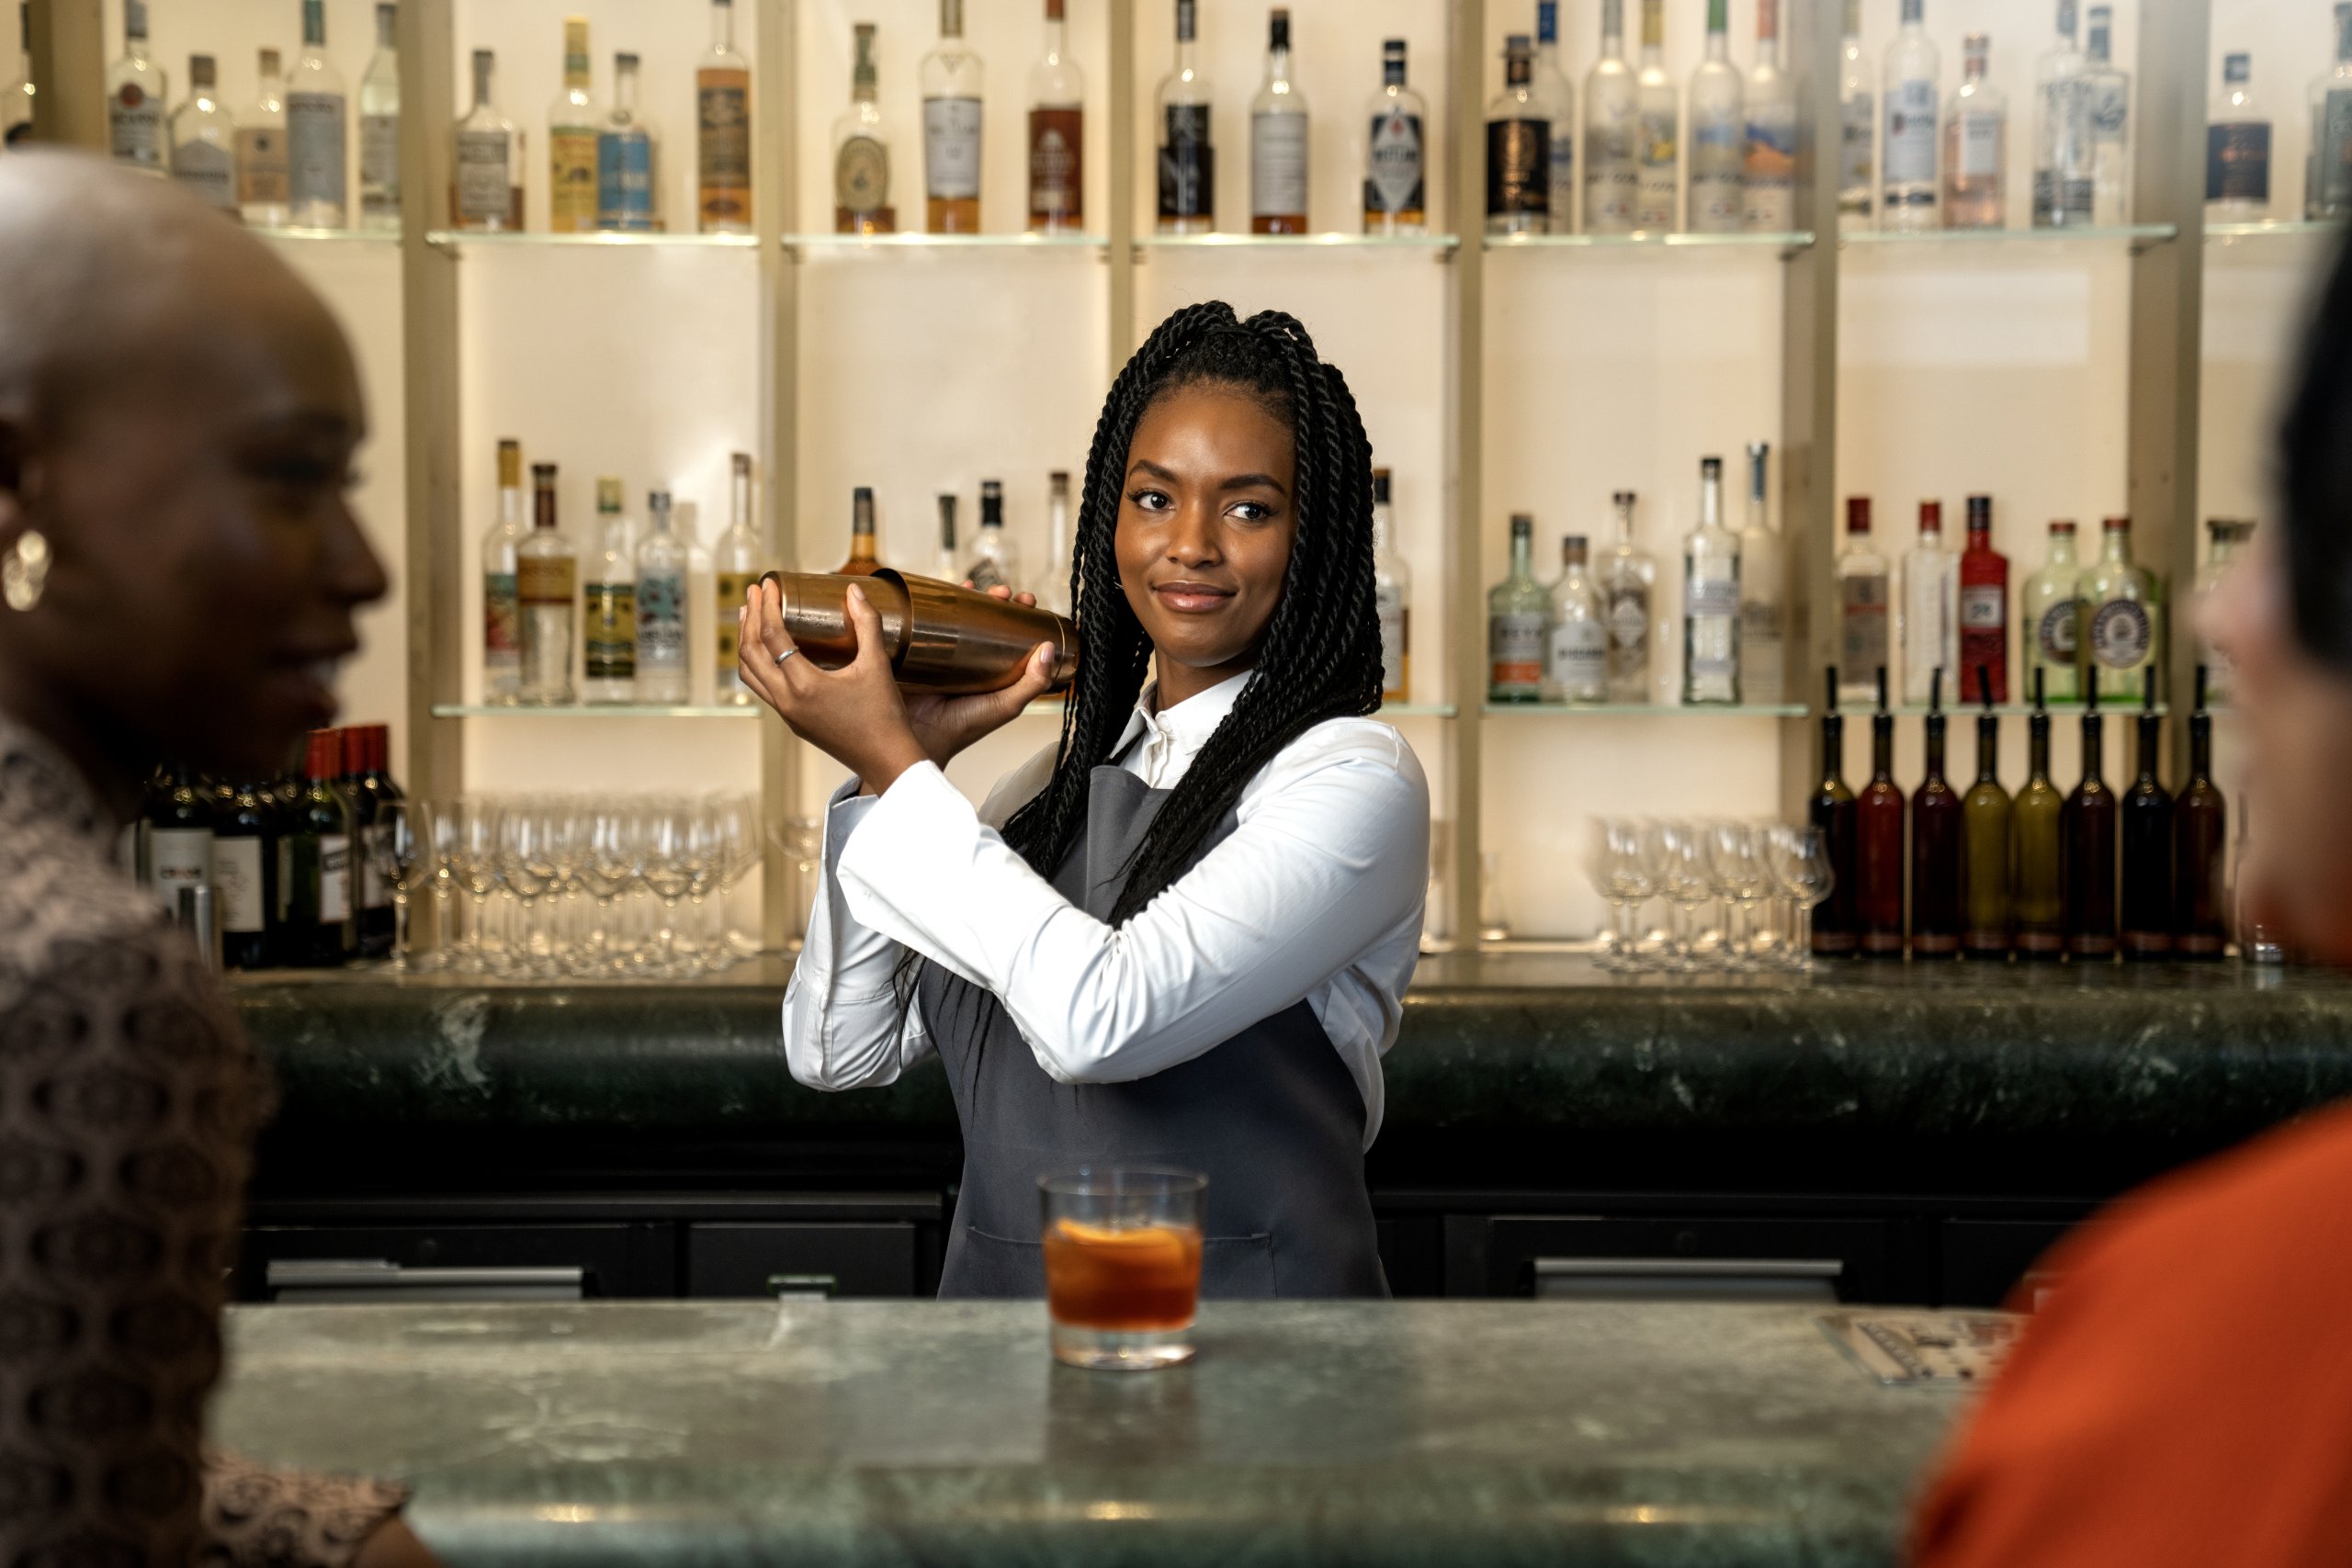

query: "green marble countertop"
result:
(212, 1299), (1970, 1566)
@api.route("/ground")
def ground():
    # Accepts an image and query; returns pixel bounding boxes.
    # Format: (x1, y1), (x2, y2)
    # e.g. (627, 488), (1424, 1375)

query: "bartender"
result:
(739, 302), (1428, 1298)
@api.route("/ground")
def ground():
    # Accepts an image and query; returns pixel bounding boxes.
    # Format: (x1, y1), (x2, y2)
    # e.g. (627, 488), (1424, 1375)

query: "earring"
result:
(2, 530), (50, 612)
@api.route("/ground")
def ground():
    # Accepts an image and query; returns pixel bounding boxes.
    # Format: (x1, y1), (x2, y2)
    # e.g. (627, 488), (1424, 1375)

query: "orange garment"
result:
(1911, 1098), (2352, 1568)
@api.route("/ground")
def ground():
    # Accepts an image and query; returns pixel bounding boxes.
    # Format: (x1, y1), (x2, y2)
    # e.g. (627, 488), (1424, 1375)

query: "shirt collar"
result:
(1116, 670), (1251, 781)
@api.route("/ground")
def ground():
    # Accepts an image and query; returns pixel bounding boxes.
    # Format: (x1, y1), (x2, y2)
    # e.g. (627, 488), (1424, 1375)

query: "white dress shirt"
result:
(781, 671), (1430, 1147)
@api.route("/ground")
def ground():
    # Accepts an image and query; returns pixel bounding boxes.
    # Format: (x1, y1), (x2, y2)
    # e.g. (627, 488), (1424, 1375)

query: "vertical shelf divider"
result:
(1108, 0), (1138, 369)
(1447, 0), (1487, 946)
(26, 0), (104, 147)
(759, 0), (800, 949)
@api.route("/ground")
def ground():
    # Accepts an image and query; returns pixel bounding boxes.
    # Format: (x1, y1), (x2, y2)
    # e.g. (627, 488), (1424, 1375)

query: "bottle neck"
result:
(303, 2), (325, 51)
(2136, 715), (2162, 782)
(2101, 528), (2130, 564)
(1510, 531), (1533, 579)
(711, 1), (736, 53)
(2339, 6), (2352, 65)
(1266, 43), (1291, 85)
(616, 63), (639, 109)
(1976, 716), (2000, 783)
(1925, 717), (1947, 779)
(1044, 17), (1068, 59)
(650, 503), (673, 536)
(2029, 716), (2052, 779)
(1821, 714), (1846, 784)
(1616, 501), (1636, 544)
(2190, 716), (2212, 778)
(1601, 0), (1625, 55)
(1640, 0), (1664, 60)
(472, 56), (494, 110)
(2048, 535), (2076, 566)
(731, 468), (753, 531)
(2081, 715), (2104, 779)
(1967, 523), (1991, 551)
(1871, 716), (1894, 780)
(1964, 51), (1987, 81)
(1699, 471), (1723, 531)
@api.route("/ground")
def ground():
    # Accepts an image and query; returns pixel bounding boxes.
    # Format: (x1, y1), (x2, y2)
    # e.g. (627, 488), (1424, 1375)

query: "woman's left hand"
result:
(738, 579), (931, 794)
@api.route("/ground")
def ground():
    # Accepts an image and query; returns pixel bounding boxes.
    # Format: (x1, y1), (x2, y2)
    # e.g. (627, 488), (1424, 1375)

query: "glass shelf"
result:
(1486, 230), (1813, 252)
(2206, 220), (2341, 242)
(1483, 702), (1809, 717)
(423, 230), (759, 249)
(1136, 232), (1458, 252)
(431, 703), (761, 719)
(788, 231), (1107, 252)
(258, 226), (398, 246)
(1841, 222), (2177, 248)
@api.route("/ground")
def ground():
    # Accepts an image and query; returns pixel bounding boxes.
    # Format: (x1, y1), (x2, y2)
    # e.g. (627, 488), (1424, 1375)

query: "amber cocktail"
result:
(1038, 1168), (1207, 1370)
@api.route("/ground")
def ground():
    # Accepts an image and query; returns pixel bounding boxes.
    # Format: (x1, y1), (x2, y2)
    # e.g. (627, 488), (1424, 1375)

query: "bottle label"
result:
(698, 71), (752, 224)
(171, 141), (236, 209)
(1960, 583), (2004, 629)
(1884, 78), (1937, 185)
(1839, 574), (1890, 673)
(1366, 107), (1424, 217)
(584, 582), (637, 679)
(360, 822), (391, 912)
(836, 134), (889, 218)
(2325, 90), (2352, 213)
(1839, 91), (1873, 208)
(1744, 104), (1797, 227)
(965, 554), (1010, 593)
(637, 570), (686, 671)
(361, 112), (401, 218)
(1547, 120), (1575, 226)
(599, 130), (657, 229)
(150, 827), (211, 907)
(108, 89), (164, 167)
(287, 92), (348, 209)
(2088, 75), (2128, 147)
(1158, 104), (1213, 220)
(1485, 118), (1548, 218)
(2089, 598), (2150, 669)
(455, 129), (513, 221)
(1028, 107), (1084, 222)
(1376, 587), (1408, 694)
(517, 557), (575, 605)
(484, 570), (521, 660)
(1250, 112), (1309, 218)
(1741, 601), (1784, 644)
(716, 570), (758, 680)
(1636, 106), (1677, 224)
(1489, 611), (1547, 694)
(1607, 588), (1650, 654)
(1959, 109), (2001, 178)
(2035, 80), (2094, 222)
(1689, 112), (1745, 227)
(1586, 104), (1639, 228)
(216, 836), (266, 934)
(923, 96), (984, 200)
(2206, 123), (2270, 204)
(550, 127), (600, 231)
(1686, 576), (1738, 622)
(319, 833), (350, 924)
(2036, 598), (2080, 660)
(237, 127), (290, 205)
(1548, 619), (1608, 697)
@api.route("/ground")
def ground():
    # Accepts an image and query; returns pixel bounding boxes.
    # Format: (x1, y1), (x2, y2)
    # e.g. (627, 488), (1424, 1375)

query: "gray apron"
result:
(916, 761), (1387, 1300)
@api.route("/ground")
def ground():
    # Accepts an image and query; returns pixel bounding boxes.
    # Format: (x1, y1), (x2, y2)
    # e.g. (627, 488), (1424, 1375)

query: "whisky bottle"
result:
(357, 5), (401, 232)
(922, 0), (985, 234)
(288, 0), (349, 229)
(2021, 518), (2084, 703)
(2063, 689), (2118, 959)
(1157, 1), (1214, 234)
(2118, 670), (2173, 959)
(1810, 670), (1860, 957)
(1487, 37), (1548, 236)
(1250, 9), (1309, 235)
(2011, 670), (2065, 957)
(1372, 468), (1411, 702)
(454, 50), (525, 232)
(1547, 536), (1607, 705)
(1883, 0), (1941, 231)
(1838, 497), (1891, 707)
(1043, 470), (1074, 614)
(599, 52), (661, 232)
(1600, 490), (1655, 703)
(1958, 495), (2009, 703)
(697, 0), (752, 232)
(933, 493), (961, 584)
(1962, 670), (2011, 957)
(481, 439), (526, 704)
(2174, 669), (2228, 959)
(835, 23), (894, 234)
(634, 490), (690, 705)
(1857, 670), (1906, 957)
(1744, 0), (1796, 232)
(239, 50), (292, 228)
(2083, 514), (2156, 705)
(1737, 443), (1784, 705)
(106, 0), (166, 175)
(582, 478), (637, 706)
(1900, 501), (1956, 706)
(839, 486), (885, 577)
(169, 56), (237, 213)
(1027, 0), (1085, 232)
(1686, 0), (1743, 233)
(1634, 0), (1678, 231)
(1681, 457), (1740, 705)
(1532, 2), (1576, 234)
(1488, 515), (1548, 704)
(715, 453), (763, 704)
(1363, 39), (1428, 236)
(1941, 32), (2006, 231)
(519, 463), (579, 705)
(966, 480), (1020, 592)
(1911, 672), (1962, 957)
(1584, 0), (1638, 235)
(548, 17), (601, 234)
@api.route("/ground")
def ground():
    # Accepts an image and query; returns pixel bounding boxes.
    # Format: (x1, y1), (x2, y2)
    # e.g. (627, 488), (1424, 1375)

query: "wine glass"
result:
(715, 794), (764, 962)
(1705, 821), (1769, 970)
(496, 798), (559, 976)
(575, 796), (642, 976)
(678, 797), (728, 976)
(371, 799), (429, 975)
(639, 796), (696, 976)
(769, 815), (823, 953)
(1586, 818), (1657, 972)
(1657, 820), (1715, 971)
(449, 796), (507, 975)
(1769, 825), (1837, 971)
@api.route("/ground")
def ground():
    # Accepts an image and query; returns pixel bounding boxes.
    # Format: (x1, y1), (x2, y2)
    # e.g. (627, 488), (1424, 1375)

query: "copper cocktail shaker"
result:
(757, 570), (1081, 694)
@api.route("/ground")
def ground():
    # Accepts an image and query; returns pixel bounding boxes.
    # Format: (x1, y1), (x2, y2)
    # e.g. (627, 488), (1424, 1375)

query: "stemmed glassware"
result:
(1657, 820), (1716, 972)
(451, 797), (507, 974)
(1705, 822), (1770, 970)
(1587, 818), (1659, 972)
(371, 799), (430, 974)
(1767, 825), (1836, 971)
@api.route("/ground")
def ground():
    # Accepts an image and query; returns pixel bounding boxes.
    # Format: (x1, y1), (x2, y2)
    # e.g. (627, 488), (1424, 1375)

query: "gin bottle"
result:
(1736, 443), (1783, 705)
(933, 493), (961, 583)
(834, 23), (894, 234)
(1600, 490), (1656, 703)
(548, 17), (601, 234)
(1532, 2), (1577, 234)
(634, 491), (690, 705)
(965, 480), (1021, 592)
(1027, 0), (1085, 233)
(1838, 0), (1873, 231)
(357, 4), (401, 231)
(2311, 6), (2352, 220)
(714, 454), (763, 704)
(1881, 0), (1940, 231)
(106, 0), (166, 175)
(2082, 515), (2155, 705)
(598, 52), (661, 232)
(1157, 0), (1214, 235)
(482, 440), (526, 705)
(169, 55), (237, 213)
(1363, 39), (1427, 235)
(1372, 468), (1411, 702)
(2020, 519), (2085, 704)
(696, 0), (753, 233)
(1744, 0), (1797, 234)
(1487, 36), (1548, 235)
(2083, 6), (2130, 227)
(1634, 0), (1679, 231)
(1547, 536), (1608, 705)
(1941, 33), (2006, 230)
(454, 50), (523, 232)
(1488, 515), (1549, 704)
(1687, 0), (1744, 234)
(1899, 501), (1957, 705)
(288, 0), (348, 229)
(582, 478), (636, 706)
(923, 0), (985, 235)
(1043, 470), (1074, 614)
(519, 464), (579, 706)
(2207, 54), (2270, 222)
(238, 50), (291, 228)
(1837, 497), (1891, 707)
(1249, 8), (1309, 235)
(1681, 457), (1741, 706)
(2033, 0), (2090, 227)
(1584, 0), (1638, 235)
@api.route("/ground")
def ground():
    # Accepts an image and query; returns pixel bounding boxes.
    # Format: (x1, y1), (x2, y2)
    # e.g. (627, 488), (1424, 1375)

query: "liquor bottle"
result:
(582, 477), (637, 705)
(599, 52), (660, 232)
(1532, 2), (1576, 235)
(2119, 670), (2173, 960)
(454, 50), (524, 232)
(2063, 688), (2118, 959)
(169, 56), (237, 213)
(1584, 0), (1639, 236)
(1744, 0), (1796, 233)
(1043, 469), (1074, 614)
(1027, 0), (1085, 233)
(1811, 670), (1860, 957)
(1600, 490), (1655, 703)
(1249, 9), (1309, 235)
(216, 779), (277, 970)
(634, 489), (689, 705)
(923, 0), (985, 235)
(1488, 514), (1548, 704)
(1372, 467), (1410, 702)
(2194, 518), (2253, 703)
(358, 4), (401, 232)
(2011, 672), (2065, 957)
(1737, 442), (1783, 706)
(1687, 0), (1743, 235)
(1941, 33), (2005, 231)
(1858, 670), (1905, 958)
(2033, 0), (2090, 228)
(1681, 457), (1740, 705)
(1487, 36), (1548, 236)
(145, 765), (214, 916)
(239, 51), (292, 228)
(1838, 0), (1873, 231)
(1158, 1), (1214, 235)
(967, 480), (1020, 592)
(1957, 495), (2008, 704)
(2082, 7), (2129, 227)
(933, 493), (961, 583)
(839, 486), (884, 576)
(1362, 39), (1427, 237)
(715, 453), (763, 703)
(548, 17), (600, 234)
(2207, 53), (2270, 222)
(1634, 0), (1678, 232)
(288, 0), (348, 229)
(1838, 497), (1891, 708)
(482, 440), (526, 703)
(1899, 501), (1956, 706)
(835, 23), (894, 234)
(5, 3), (32, 148)
(2083, 515), (2155, 705)
(2311, 6), (2352, 220)
(1547, 536), (1607, 705)
(698, 0), (752, 233)
(1911, 672), (1962, 958)
(1882, 0), (1940, 231)
(107, 1), (166, 175)
(351, 726), (401, 960)
(2020, 519), (2084, 704)
(2175, 669), (2228, 960)
(519, 463), (578, 705)
(330, 730), (372, 957)
(1962, 668), (2011, 956)
(285, 729), (356, 969)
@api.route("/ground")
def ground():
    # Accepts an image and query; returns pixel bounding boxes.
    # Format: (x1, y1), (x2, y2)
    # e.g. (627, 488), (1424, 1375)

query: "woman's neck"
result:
(0, 664), (148, 824)
(1152, 654), (1255, 711)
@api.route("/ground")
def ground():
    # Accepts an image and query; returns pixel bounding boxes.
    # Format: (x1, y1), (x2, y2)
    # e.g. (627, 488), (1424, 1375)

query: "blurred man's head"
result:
(2204, 233), (2352, 963)
(0, 152), (385, 794)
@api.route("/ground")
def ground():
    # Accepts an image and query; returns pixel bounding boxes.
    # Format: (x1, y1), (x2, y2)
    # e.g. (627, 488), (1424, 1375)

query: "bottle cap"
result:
(2103, 514), (2131, 532)
(1562, 535), (1589, 566)
(1966, 495), (1991, 529)
(1701, 456), (1723, 479)
(596, 477), (623, 513)
(305, 729), (341, 782)
(341, 726), (368, 778)
(1510, 513), (1533, 537)
(2050, 517), (2076, 535)
(2224, 52), (2250, 81)
(1918, 500), (1942, 533)
(1847, 496), (1871, 533)
(1372, 468), (1393, 504)
(191, 54), (217, 87)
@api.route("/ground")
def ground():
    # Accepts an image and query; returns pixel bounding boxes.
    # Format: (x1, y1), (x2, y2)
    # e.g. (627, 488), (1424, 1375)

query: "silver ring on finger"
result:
(773, 646), (799, 667)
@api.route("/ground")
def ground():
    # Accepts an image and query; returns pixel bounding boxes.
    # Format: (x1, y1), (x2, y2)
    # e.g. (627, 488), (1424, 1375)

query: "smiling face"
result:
(1114, 383), (1299, 709)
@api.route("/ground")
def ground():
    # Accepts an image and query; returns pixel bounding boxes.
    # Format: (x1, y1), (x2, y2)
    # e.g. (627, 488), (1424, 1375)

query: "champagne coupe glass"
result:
(1657, 820), (1715, 971)
(639, 796), (695, 976)
(372, 799), (428, 975)
(1706, 821), (1769, 970)
(1769, 825), (1837, 971)
(450, 796), (508, 975)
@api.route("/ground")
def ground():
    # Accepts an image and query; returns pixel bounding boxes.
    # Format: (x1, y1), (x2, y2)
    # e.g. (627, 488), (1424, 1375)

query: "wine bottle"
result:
(2063, 683), (2118, 960)
(144, 763), (215, 916)
(1910, 669), (1962, 958)
(2012, 668), (2066, 958)
(1962, 663), (2011, 957)
(2174, 667), (2228, 960)
(284, 728), (356, 968)
(353, 724), (402, 959)
(1858, 667), (1906, 957)
(215, 779), (277, 970)
(2119, 668), (2174, 959)
(1810, 666), (1860, 956)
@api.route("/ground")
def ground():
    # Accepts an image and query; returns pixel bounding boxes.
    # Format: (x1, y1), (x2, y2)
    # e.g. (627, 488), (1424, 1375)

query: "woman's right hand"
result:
(902, 586), (1059, 769)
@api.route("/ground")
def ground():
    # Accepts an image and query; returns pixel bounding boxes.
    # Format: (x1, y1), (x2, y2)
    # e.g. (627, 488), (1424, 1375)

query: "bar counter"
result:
(213, 1298), (1971, 1567)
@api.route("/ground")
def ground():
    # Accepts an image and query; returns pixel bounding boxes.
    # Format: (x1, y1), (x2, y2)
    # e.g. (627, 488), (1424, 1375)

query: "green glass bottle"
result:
(1962, 665), (2010, 957)
(2011, 669), (2065, 959)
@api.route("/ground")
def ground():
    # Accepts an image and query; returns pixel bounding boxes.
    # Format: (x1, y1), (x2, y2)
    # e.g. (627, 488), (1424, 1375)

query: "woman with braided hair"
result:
(740, 302), (1428, 1298)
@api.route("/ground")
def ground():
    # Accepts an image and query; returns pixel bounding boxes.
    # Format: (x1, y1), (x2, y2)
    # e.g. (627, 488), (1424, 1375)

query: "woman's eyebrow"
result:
(1221, 472), (1289, 495)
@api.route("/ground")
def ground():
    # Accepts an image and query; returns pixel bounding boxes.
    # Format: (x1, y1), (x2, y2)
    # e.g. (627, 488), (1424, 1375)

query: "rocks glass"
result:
(1039, 1168), (1207, 1371)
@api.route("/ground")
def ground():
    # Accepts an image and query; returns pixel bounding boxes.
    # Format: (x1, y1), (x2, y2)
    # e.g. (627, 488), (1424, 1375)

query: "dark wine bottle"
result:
(2174, 669), (2229, 960)
(282, 729), (356, 968)
(1962, 664), (2011, 957)
(215, 780), (277, 970)
(144, 763), (215, 917)
(2012, 670), (2065, 958)
(2118, 669), (2174, 959)
(1810, 667), (1860, 957)
(1910, 671), (1963, 958)
(1858, 667), (1907, 958)
(345, 726), (399, 959)
(2064, 687), (2118, 960)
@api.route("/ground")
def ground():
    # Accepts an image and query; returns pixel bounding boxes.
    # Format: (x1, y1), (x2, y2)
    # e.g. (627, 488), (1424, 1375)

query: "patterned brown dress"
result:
(0, 716), (406, 1568)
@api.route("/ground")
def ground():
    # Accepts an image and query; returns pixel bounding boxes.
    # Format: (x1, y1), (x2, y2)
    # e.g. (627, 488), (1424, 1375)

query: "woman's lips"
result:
(1152, 582), (1235, 615)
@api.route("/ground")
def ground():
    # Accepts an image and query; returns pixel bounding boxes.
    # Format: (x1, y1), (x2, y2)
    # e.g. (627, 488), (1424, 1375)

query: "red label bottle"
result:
(1958, 495), (2009, 705)
(1858, 677), (1907, 958)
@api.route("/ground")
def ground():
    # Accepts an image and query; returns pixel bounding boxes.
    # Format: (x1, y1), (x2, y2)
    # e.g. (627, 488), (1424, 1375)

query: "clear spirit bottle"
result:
(169, 55), (237, 213)
(1487, 36), (1549, 236)
(1043, 470), (1074, 613)
(838, 487), (885, 576)
(714, 453), (763, 705)
(482, 439), (526, 705)
(1737, 443), (1784, 705)
(1837, 497), (1891, 708)
(2207, 54), (2270, 222)
(1600, 490), (1656, 703)
(1363, 39), (1427, 235)
(966, 480), (1021, 592)
(1532, 2), (1576, 235)
(1682, 458), (1741, 705)
(599, 51), (661, 232)
(1634, 0), (1678, 232)
(1489, 516), (1550, 704)
(2195, 518), (2253, 703)
(1941, 32), (2006, 230)
(548, 17), (600, 234)
(582, 478), (636, 706)
(1686, 0), (1743, 234)
(922, 0), (985, 235)
(1547, 536), (1608, 705)
(697, 0), (752, 233)
(107, 0), (166, 175)
(933, 493), (961, 583)
(1027, 0), (1084, 233)
(454, 50), (523, 232)
(4, 3), (32, 148)
(1250, 8), (1308, 234)
(1373, 468), (1411, 702)
(2033, 0), (2090, 228)
(1838, 0), (1873, 231)
(2020, 519), (2085, 705)
(1584, 0), (1638, 236)
(1744, 0), (1797, 233)
(357, 4), (401, 232)
(2083, 6), (2130, 227)
(835, 23), (894, 234)
(519, 463), (578, 706)
(288, 0), (347, 229)
(239, 50), (290, 227)
(634, 490), (690, 705)
(1900, 501), (1957, 705)
(1882, 0), (1940, 231)
(2311, 6), (2352, 220)
(2082, 514), (2156, 705)
(1157, 0), (1214, 235)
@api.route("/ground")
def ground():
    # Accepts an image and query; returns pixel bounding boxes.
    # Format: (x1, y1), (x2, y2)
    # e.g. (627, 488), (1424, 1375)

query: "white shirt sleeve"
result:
(779, 787), (933, 1090)
(833, 726), (1430, 1087)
